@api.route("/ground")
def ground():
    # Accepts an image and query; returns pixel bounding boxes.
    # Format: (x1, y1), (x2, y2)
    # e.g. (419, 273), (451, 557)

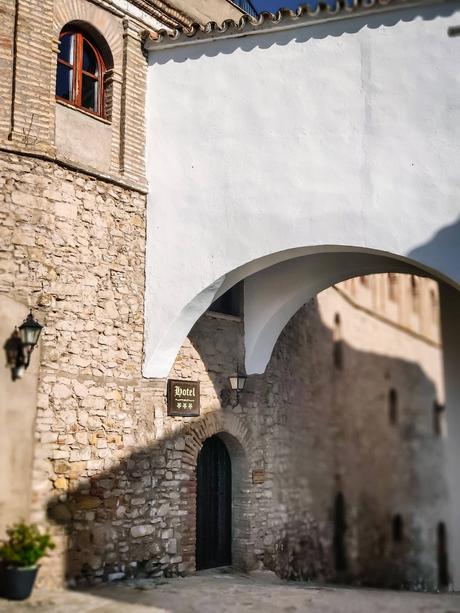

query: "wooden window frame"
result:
(56, 29), (106, 119)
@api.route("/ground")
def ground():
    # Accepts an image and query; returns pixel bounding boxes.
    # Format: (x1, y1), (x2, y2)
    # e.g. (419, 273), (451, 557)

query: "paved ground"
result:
(1, 569), (460, 613)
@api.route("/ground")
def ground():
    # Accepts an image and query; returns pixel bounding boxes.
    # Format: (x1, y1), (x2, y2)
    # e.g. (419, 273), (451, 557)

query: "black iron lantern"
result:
(229, 365), (247, 407)
(229, 373), (247, 393)
(19, 311), (43, 352)
(4, 310), (43, 380)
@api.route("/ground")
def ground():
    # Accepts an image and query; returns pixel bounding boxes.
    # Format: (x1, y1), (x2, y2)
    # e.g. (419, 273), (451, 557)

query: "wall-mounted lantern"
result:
(4, 310), (43, 380)
(229, 366), (247, 407)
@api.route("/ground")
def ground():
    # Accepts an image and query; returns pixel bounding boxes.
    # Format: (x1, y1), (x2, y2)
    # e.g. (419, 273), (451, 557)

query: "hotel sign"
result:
(167, 380), (200, 416)
(252, 469), (266, 485)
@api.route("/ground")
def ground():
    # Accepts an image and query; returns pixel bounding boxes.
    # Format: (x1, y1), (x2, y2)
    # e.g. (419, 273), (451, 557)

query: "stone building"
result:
(0, 0), (452, 593)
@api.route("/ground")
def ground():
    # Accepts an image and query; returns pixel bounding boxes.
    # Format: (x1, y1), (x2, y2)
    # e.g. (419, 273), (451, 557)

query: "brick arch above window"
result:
(54, 0), (122, 69)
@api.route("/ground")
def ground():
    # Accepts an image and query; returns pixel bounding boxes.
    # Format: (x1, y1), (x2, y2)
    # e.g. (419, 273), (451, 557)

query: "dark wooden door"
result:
(196, 436), (232, 570)
(437, 522), (449, 588)
(333, 492), (347, 573)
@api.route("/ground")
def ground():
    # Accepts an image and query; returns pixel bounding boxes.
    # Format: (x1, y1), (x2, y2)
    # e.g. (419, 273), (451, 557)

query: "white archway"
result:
(144, 244), (459, 378)
(147, 245), (460, 588)
(144, 2), (460, 379)
(142, 0), (460, 588)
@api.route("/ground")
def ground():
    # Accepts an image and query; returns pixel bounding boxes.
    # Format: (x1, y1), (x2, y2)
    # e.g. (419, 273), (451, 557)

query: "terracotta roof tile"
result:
(143, 0), (442, 49)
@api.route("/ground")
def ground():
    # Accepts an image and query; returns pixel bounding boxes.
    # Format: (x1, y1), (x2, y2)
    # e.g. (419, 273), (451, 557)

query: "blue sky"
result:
(251, 0), (305, 11)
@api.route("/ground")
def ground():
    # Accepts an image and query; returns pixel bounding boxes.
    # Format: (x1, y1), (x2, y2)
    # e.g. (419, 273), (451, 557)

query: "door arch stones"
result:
(172, 412), (252, 572)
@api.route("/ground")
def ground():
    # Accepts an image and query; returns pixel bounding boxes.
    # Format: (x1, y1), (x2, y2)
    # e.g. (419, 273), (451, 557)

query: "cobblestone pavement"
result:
(1, 570), (460, 613)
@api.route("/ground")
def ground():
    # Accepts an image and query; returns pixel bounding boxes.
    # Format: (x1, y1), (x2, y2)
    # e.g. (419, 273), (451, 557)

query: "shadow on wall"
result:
(151, 3), (458, 65)
(46, 297), (447, 598)
(408, 217), (460, 289)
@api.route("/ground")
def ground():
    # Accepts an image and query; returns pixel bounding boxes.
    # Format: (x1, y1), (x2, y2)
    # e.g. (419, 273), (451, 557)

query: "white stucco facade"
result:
(144, 1), (460, 379)
(143, 0), (460, 587)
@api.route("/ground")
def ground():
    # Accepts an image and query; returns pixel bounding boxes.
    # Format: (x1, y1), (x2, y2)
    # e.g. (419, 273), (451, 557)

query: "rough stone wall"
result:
(0, 0), (219, 588)
(0, 149), (447, 588)
(0, 0), (448, 593)
(48, 314), (254, 584)
(0, 151), (151, 585)
(252, 287), (447, 590)
(21, 272), (445, 591)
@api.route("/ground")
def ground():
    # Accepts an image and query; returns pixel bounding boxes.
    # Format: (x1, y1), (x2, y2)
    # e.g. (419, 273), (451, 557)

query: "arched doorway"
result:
(146, 245), (460, 586)
(438, 522), (449, 589)
(196, 435), (232, 570)
(333, 492), (347, 573)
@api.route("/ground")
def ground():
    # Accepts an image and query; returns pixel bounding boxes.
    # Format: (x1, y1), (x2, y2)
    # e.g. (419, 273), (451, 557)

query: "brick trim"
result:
(54, 0), (123, 69)
(173, 412), (254, 572)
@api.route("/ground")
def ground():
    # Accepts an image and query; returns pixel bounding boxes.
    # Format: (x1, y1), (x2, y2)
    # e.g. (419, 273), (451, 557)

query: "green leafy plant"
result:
(0, 522), (55, 568)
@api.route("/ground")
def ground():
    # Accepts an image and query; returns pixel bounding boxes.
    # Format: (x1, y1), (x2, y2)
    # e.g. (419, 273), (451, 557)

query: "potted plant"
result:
(0, 521), (55, 600)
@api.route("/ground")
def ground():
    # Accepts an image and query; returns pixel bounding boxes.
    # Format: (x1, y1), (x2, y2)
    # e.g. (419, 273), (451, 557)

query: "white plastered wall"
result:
(145, 1), (460, 379)
(145, 1), (460, 586)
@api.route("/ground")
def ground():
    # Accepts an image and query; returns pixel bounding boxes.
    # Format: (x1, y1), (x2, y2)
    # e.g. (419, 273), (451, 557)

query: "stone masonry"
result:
(0, 145), (447, 587)
(0, 0), (449, 594)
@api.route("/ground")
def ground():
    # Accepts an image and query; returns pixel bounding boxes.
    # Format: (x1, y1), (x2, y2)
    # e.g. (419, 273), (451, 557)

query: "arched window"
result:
(389, 388), (398, 425)
(392, 514), (404, 543)
(56, 27), (106, 117)
(333, 313), (343, 370)
(387, 273), (398, 302)
(437, 522), (449, 589)
(410, 275), (419, 313)
(333, 492), (347, 572)
(430, 288), (439, 323)
(433, 402), (445, 437)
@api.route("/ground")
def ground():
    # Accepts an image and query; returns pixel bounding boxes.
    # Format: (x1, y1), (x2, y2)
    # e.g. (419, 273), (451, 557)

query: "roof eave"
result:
(143, 0), (458, 51)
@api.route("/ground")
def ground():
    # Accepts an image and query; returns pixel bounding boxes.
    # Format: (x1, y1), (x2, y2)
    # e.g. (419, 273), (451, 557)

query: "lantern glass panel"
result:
(237, 376), (247, 390)
(19, 314), (43, 346)
(29, 326), (42, 345)
(229, 375), (247, 391)
(20, 326), (34, 345)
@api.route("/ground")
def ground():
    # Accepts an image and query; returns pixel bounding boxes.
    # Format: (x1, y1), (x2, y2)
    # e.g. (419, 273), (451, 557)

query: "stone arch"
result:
(149, 246), (460, 587)
(145, 246), (457, 379)
(173, 412), (253, 572)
